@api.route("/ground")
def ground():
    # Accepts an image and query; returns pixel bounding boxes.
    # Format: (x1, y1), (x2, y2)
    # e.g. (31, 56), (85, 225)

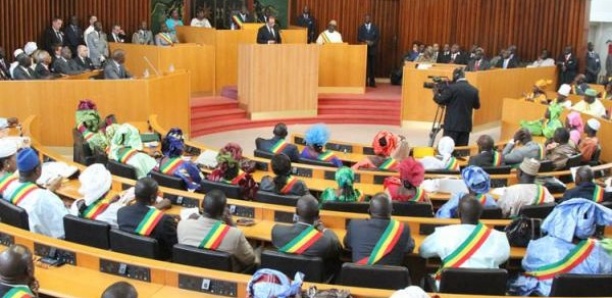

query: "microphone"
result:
(143, 56), (161, 77)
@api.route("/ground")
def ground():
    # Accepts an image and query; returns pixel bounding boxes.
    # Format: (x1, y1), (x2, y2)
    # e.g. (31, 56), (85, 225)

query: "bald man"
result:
(343, 193), (414, 265)
(561, 166), (611, 203)
(104, 49), (132, 80)
(0, 245), (37, 296)
(468, 135), (504, 167)
(101, 281), (138, 298)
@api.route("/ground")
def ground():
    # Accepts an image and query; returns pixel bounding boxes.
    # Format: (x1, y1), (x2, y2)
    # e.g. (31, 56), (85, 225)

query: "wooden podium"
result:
(238, 44), (319, 120)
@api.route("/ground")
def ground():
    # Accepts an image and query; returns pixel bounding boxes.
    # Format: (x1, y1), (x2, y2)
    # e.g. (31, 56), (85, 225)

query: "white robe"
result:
(316, 31), (343, 44)
(69, 198), (122, 228)
(572, 99), (607, 118)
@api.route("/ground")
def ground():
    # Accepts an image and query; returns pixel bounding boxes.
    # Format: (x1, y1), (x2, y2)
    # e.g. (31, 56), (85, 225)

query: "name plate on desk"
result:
(274, 211), (296, 223)
(175, 196), (199, 208)
(326, 143), (353, 153)
(229, 205), (255, 218)
(100, 259), (151, 282)
(178, 274), (237, 297)
(34, 243), (76, 265)
(292, 167), (313, 178)
(0, 232), (14, 246)
(324, 171), (361, 183)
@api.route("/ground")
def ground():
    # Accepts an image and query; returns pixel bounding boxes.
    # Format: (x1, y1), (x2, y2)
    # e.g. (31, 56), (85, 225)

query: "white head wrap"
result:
(78, 163), (112, 205)
(437, 136), (455, 157)
(0, 139), (18, 159)
(389, 286), (430, 298)
(23, 42), (38, 56)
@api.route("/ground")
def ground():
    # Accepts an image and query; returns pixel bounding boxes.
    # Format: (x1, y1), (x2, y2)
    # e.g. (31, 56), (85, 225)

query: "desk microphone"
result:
(143, 56), (161, 77)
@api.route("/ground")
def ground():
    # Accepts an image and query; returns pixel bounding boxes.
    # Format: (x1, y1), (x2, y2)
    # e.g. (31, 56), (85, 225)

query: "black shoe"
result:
(369, 82), (377, 88)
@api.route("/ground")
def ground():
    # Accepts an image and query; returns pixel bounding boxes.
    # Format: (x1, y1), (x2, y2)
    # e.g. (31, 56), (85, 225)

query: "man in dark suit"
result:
(43, 16), (65, 54)
(231, 5), (255, 30)
(64, 15), (83, 57)
(255, 123), (300, 162)
(433, 68), (480, 146)
(468, 135), (504, 167)
(585, 42), (601, 84)
(52, 47), (82, 75)
(104, 49), (132, 79)
(256, 16), (281, 44)
(558, 45), (578, 85)
(12, 54), (37, 80)
(0, 245), (37, 297)
(496, 49), (518, 69)
(296, 5), (316, 43)
(357, 14), (380, 87)
(466, 48), (490, 72)
(344, 193), (414, 265)
(449, 44), (467, 65)
(117, 178), (177, 260)
(70, 45), (95, 71)
(437, 44), (451, 63)
(108, 25), (127, 43)
(272, 195), (341, 274)
(0, 47), (10, 80)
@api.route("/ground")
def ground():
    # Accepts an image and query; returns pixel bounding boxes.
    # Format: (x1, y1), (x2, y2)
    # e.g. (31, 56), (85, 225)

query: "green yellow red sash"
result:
(436, 223), (492, 278)
(0, 174), (17, 194)
(279, 225), (323, 254)
(526, 239), (597, 280)
(226, 170), (246, 185)
(356, 191), (366, 202)
(321, 32), (332, 44)
(475, 193), (487, 205)
(379, 158), (398, 171)
(357, 220), (405, 265)
(158, 32), (174, 45)
(117, 148), (139, 164)
(492, 151), (502, 166)
(593, 185), (604, 203)
(318, 151), (335, 162)
(271, 139), (289, 154)
(77, 122), (95, 142)
(410, 187), (426, 202)
(572, 85), (577, 94)
(3, 286), (34, 298)
(160, 157), (184, 175)
(232, 15), (244, 29)
(445, 157), (459, 171)
(134, 208), (164, 236)
(532, 185), (546, 205)
(536, 144), (544, 160)
(8, 182), (38, 206)
(198, 221), (231, 250)
(280, 176), (298, 194)
(81, 195), (112, 220)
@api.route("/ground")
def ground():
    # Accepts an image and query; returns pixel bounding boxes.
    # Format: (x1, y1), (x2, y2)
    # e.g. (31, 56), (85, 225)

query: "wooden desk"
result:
(318, 44), (367, 94)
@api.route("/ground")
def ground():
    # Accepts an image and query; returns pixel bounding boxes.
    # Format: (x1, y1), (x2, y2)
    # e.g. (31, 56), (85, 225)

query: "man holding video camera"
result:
(432, 68), (480, 146)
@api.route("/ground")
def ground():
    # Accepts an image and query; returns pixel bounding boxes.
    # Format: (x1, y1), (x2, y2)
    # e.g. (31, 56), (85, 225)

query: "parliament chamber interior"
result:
(1, 0), (612, 297)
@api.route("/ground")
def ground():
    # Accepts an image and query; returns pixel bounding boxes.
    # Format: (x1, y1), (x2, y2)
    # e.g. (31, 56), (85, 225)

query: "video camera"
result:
(423, 76), (451, 89)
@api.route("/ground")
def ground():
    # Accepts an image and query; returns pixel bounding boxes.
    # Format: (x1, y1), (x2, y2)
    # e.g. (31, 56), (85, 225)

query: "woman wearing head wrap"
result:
(208, 142), (258, 200)
(153, 128), (203, 191)
(436, 166), (497, 218)
(0, 139), (18, 176)
(519, 102), (564, 139)
(510, 199), (612, 296)
(300, 124), (343, 168)
(383, 158), (430, 203)
(260, 154), (309, 196)
(565, 111), (584, 146)
(523, 79), (552, 103)
(419, 136), (459, 171)
(352, 131), (403, 171)
(75, 100), (110, 153)
(69, 164), (122, 228)
(320, 167), (365, 203)
(108, 123), (157, 179)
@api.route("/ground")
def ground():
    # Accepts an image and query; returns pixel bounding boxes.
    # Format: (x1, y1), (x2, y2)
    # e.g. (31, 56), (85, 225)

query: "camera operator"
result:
(432, 68), (480, 146)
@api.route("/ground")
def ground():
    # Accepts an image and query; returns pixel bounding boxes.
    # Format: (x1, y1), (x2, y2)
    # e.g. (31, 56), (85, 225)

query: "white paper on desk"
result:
(491, 187), (507, 197)
(437, 178), (469, 194)
(180, 207), (200, 220)
(195, 150), (218, 168)
(36, 162), (79, 185)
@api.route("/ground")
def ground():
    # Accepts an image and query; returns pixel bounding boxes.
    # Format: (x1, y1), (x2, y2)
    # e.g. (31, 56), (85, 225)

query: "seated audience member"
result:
(344, 193), (414, 265)
(104, 49), (132, 80)
(117, 178), (176, 259)
(352, 131), (402, 171)
(497, 158), (554, 217)
(572, 88), (608, 118)
(255, 123), (300, 162)
(70, 164), (122, 228)
(579, 118), (600, 162)
(488, 49), (503, 68)
(300, 124), (343, 167)
(414, 47), (436, 63)
(316, 20), (342, 44)
(108, 123), (156, 179)
(436, 166), (498, 218)
(154, 128), (203, 191)
(272, 195), (341, 272)
(8, 49), (24, 79)
(509, 199), (612, 296)
(551, 84), (572, 109)
(0, 245), (38, 296)
(384, 158), (430, 203)
(527, 49), (555, 68)
(101, 281), (138, 298)
(321, 166), (365, 203)
(260, 153), (309, 196)
(561, 166), (611, 203)
(69, 45), (95, 71)
(571, 74), (589, 95)
(108, 25), (126, 43)
(0, 148), (67, 238)
(52, 46), (82, 75)
(419, 136), (459, 171)
(178, 190), (256, 272)
(468, 135), (504, 167)
(207, 142), (258, 200)
(0, 139), (17, 176)
(545, 128), (578, 170)
(165, 8), (184, 33)
(247, 269), (303, 298)
(523, 79), (551, 103)
(75, 100), (112, 154)
(602, 80), (612, 100)
(132, 21), (154, 45)
(565, 111), (584, 146)
(496, 49), (518, 69)
(0, 46), (9, 80)
(421, 196), (510, 275)
(155, 24), (178, 47)
(502, 128), (544, 166)
(191, 9), (212, 28)
(12, 54), (37, 80)
(520, 100), (564, 139)
(390, 286), (430, 298)
(465, 47), (490, 71)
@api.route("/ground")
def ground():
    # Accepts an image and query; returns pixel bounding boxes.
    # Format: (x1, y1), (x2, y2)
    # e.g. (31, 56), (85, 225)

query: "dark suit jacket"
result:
(449, 51), (468, 65)
(496, 58), (518, 69)
(117, 202), (177, 259)
(0, 59), (9, 80)
(296, 13), (316, 43)
(12, 66), (37, 80)
(560, 182), (612, 203)
(434, 80), (480, 132)
(272, 222), (341, 260)
(343, 218), (414, 265)
(558, 53), (578, 84)
(256, 25), (281, 44)
(70, 56), (95, 71)
(108, 33), (127, 43)
(466, 58), (491, 71)
(64, 25), (83, 50)
(255, 136), (300, 162)
(43, 27), (65, 53)
(104, 61), (132, 79)
(52, 57), (82, 75)
(468, 151), (504, 167)
(437, 51), (451, 63)
(357, 23), (380, 56)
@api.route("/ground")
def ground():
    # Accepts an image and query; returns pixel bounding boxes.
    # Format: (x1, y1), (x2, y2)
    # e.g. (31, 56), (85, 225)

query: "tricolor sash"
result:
(572, 85), (577, 94)
(8, 182), (38, 206)
(0, 174), (17, 194)
(593, 185), (604, 203)
(117, 148), (139, 164)
(357, 220), (405, 265)
(280, 176), (298, 194)
(198, 221), (231, 250)
(81, 195), (112, 220)
(379, 158), (398, 171)
(279, 225), (323, 254)
(227, 170), (246, 185)
(271, 139), (289, 154)
(318, 151), (335, 162)
(134, 208), (165, 236)
(410, 187), (426, 202)
(475, 194), (487, 205)
(526, 239), (597, 280)
(531, 185), (546, 205)
(159, 32), (174, 45)
(536, 144), (545, 160)
(76, 122), (96, 142)
(321, 32), (332, 44)
(2, 286), (34, 298)
(436, 223), (492, 278)
(445, 157), (459, 171)
(356, 192), (366, 202)
(160, 157), (184, 175)
(232, 15), (244, 29)
(492, 152), (502, 167)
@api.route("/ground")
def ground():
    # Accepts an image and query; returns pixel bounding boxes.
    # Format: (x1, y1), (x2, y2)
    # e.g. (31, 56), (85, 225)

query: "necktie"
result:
(475, 60), (480, 71)
(269, 27), (275, 38)
(367, 24), (370, 31)
(56, 31), (62, 42)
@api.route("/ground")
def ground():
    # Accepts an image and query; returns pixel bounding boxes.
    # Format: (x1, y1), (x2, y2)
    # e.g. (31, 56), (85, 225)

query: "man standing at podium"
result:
(256, 16), (281, 44)
(358, 14), (380, 88)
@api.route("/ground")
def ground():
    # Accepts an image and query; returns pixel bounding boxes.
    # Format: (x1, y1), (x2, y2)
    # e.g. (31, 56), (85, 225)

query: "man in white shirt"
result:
(83, 15), (97, 47)
(572, 88), (608, 118)
(527, 49), (555, 68)
(316, 20), (343, 44)
(191, 10), (212, 28)
(497, 158), (554, 217)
